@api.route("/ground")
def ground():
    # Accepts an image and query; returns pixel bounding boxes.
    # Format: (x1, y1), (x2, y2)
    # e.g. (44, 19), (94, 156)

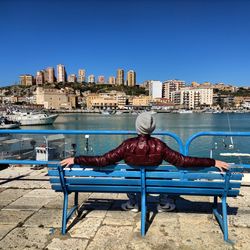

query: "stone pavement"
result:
(0, 166), (250, 250)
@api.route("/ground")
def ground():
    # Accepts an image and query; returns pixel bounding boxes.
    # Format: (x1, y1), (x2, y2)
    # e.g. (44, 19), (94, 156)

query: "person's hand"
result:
(60, 158), (74, 168)
(215, 160), (229, 172)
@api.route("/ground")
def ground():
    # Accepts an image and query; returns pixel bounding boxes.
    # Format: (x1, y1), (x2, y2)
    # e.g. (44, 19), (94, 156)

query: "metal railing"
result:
(0, 129), (184, 166)
(184, 131), (250, 171)
(1, 129), (250, 172)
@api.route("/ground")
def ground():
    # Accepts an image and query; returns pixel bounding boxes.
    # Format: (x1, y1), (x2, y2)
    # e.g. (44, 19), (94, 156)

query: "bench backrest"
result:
(144, 165), (243, 197)
(48, 164), (142, 194)
(48, 164), (243, 197)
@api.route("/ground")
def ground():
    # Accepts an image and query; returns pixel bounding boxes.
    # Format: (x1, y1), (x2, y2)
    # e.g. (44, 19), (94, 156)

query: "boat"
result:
(7, 111), (58, 126)
(0, 116), (20, 129)
(177, 110), (193, 114)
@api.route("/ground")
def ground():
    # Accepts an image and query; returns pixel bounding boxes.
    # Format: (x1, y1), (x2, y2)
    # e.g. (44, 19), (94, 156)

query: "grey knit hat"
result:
(135, 112), (156, 135)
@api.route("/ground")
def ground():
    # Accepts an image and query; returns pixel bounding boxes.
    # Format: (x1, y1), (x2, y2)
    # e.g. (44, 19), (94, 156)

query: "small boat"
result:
(0, 116), (20, 129)
(7, 111), (58, 126)
(177, 110), (193, 114)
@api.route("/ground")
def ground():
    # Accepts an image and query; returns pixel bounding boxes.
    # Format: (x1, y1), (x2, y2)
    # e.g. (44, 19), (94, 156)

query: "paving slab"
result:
(0, 188), (29, 208)
(0, 209), (34, 225)
(86, 225), (133, 250)
(23, 189), (58, 198)
(0, 227), (49, 250)
(44, 193), (90, 209)
(46, 238), (89, 250)
(24, 208), (62, 228)
(69, 217), (103, 239)
(0, 224), (16, 240)
(5, 196), (54, 210)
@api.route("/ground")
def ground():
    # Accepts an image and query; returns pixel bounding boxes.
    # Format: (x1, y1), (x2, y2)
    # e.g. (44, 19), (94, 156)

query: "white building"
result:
(149, 81), (162, 99)
(171, 87), (213, 109)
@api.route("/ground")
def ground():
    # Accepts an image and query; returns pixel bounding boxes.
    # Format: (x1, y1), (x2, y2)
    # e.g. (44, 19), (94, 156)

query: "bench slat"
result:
(51, 185), (141, 193)
(146, 187), (240, 196)
(146, 179), (241, 189)
(146, 172), (243, 180)
(50, 178), (141, 186)
(48, 170), (141, 178)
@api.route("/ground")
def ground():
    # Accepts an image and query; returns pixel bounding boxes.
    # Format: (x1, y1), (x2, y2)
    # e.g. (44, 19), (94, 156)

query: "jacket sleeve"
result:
(163, 144), (215, 167)
(74, 142), (126, 167)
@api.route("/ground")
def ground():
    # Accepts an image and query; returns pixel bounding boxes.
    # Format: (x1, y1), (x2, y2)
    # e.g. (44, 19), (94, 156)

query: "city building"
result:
(78, 69), (86, 83)
(88, 74), (95, 83)
(36, 87), (76, 109)
(86, 93), (117, 110)
(149, 80), (162, 99)
(36, 71), (44, 85)
(57, 64), (66, 83)
(116, 69), (124, 85)
(97, 75), (105, 84)
(132, 95), (150, 106)
(108, 76), (116, 85)
(46, 67), (55, 83)
(162, 80), (185, 100)
(67, 74), (77, 83)
(127, 70), (136, 87)
(171, 87), (213, 109)
(19, 74), (34, 86)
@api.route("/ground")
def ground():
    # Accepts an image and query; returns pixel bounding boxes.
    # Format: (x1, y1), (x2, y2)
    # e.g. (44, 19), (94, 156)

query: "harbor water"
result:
(18, 112), (250, 165)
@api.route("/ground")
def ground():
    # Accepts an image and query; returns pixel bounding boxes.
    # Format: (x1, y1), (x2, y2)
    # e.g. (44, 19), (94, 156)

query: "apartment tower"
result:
(78, 69), (86, 83)
(127, 70), (136, 87)
(116, 69), (124, 85)
(108, 76), (116, 85)
(57, 64), (66, 83)
(88, 74), (95, 83)
(47, 67), (55, 83)
(36, 71), (44, 85)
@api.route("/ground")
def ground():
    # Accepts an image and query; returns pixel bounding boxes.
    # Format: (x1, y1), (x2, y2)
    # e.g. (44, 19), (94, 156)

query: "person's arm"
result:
(60, 142), (126, 168)
(163, 144), (229, 171)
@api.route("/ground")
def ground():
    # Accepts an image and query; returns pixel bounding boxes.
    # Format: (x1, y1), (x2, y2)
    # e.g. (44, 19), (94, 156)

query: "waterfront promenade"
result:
(0, 165), (250, 250)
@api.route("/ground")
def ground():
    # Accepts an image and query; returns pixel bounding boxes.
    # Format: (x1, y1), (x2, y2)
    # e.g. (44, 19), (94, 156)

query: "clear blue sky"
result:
(1, 0), (250, 86)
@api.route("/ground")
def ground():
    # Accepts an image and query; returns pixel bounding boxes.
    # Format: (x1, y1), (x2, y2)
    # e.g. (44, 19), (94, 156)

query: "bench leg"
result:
(222, 196), (229, 242)
(141, 191), (147, 237)
(62, 192), (69, 235)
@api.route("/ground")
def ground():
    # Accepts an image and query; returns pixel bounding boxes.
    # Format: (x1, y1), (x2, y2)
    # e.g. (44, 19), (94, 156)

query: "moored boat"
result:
(0, 116), (20, 129)
(7, 111), (58, 126)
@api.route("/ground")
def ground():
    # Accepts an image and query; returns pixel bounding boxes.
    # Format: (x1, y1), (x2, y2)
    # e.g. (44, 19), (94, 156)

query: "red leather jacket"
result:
(74, 135), (215, 168)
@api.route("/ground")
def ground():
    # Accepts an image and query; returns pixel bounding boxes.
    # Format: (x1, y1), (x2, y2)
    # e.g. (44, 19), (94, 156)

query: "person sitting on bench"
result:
(60, 112), (228, 212)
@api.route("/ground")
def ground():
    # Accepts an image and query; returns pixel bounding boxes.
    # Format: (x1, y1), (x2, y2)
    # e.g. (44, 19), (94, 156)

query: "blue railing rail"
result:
(184, 131), (250, 171)
(0, 129), (184, 165)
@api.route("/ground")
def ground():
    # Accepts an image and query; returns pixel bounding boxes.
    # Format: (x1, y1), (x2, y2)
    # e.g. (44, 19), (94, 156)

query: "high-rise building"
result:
(36, 71), (44, 85)
(47, 67), (55, 83)
(57, 64), (66, 83)
(149, 81), (162, 99)
(116, 69), (124, 85)
(19, 74), (34, 86)
(127, 70), (136, 87)
(108, 76), (116, 85)
(97, 75), (105, 84)
(68, 74), (77, 83)
(78, 69), (86, 83)
(162, 80), (185, 100)
(88, 74), (95, 83)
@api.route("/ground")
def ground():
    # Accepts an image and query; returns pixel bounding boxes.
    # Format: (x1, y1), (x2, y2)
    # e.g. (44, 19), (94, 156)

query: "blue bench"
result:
(48, 163), (243, 242)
